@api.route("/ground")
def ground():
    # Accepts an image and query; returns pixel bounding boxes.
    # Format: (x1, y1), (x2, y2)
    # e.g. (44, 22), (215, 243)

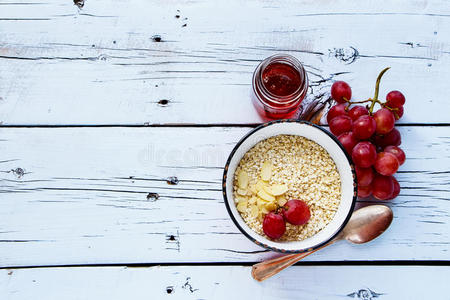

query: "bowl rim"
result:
(222, 119), (357, 253)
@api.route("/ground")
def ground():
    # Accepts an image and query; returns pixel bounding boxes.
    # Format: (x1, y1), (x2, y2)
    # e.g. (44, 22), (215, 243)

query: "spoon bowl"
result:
(342, 205), (393, 244)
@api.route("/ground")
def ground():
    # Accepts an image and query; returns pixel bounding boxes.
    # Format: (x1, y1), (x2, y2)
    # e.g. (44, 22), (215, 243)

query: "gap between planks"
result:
(1, 260), (450, 270)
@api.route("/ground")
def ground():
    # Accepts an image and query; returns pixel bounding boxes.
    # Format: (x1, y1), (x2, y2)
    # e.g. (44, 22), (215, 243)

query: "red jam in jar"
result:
(252, 54), (308, 119)
(262, 62), (302, 97)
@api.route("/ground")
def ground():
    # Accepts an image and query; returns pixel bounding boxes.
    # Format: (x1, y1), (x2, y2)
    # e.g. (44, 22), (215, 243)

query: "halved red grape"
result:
(348, 105), (369, 121)
(386, 177), (400, 200)
(372, 174), (394, 200)
(386, 91), (405, 108)
(352, 141), (377, 168)
(374, 128), (401, 147)
(374, 108), (395, 134)
(329, 115), (353, 136)
(355, 166), (374, 186)
(352, 115), (376, 140)
(331, 81), (352, 104)
(384, 145), (406, 165)
(338, 132), (358, 154)
(263, 212), (286, 240)
(327, 103), (348, 124)
(358, 185), (372, 198)
(374, 152), (399, 176)
(283, 200), (310, 225)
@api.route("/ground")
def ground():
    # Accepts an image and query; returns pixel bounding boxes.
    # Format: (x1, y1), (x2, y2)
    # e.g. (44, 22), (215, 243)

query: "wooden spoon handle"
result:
(251, 243), (331, 282)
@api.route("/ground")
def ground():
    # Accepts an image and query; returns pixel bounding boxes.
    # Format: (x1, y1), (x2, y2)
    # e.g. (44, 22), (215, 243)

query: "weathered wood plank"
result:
(1, 266), (449, 300)
(0, 126), (448, 267)
(0, 0), (449, 125)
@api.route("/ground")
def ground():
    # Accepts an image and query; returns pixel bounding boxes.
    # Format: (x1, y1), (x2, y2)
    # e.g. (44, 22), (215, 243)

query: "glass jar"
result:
(252, 54), (308, 120)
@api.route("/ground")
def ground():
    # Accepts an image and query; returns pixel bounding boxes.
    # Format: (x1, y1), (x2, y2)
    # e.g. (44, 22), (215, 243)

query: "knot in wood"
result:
(146, 192), (159, 201)
(166, 176), (179, 185)
(158, 99), (170, 106)
(73, 0), (84, 8)
(10, 168), (25, 179)
(152, 35), (162, 42)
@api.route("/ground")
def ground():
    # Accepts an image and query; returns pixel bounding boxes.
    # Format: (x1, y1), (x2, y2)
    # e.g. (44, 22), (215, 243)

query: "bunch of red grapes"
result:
(327, 68), (405, 200)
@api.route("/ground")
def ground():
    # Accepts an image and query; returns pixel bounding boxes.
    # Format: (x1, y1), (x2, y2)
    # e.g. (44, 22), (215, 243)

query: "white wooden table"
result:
(1, 0), (449, 299)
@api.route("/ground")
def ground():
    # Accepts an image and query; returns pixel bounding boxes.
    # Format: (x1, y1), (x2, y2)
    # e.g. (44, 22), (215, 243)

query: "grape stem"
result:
(369, 67), (391, 113)
(384, 105), (400, 118)
(343, 67), (391, 114)
(347, 99), (372, 104)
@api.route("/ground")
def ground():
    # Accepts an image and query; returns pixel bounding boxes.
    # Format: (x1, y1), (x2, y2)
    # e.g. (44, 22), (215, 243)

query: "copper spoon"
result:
(252, 205), (393, 282)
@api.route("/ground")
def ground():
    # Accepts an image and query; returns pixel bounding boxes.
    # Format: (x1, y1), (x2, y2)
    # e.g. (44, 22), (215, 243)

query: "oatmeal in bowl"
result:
(223, 120), (356, 253)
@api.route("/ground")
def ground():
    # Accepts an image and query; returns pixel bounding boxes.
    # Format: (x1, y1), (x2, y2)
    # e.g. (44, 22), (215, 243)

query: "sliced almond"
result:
(236, 201), (247, 213)
(235, 195), (247, 203)
(268, 184), (288, 196)
(250, 205), (259, 218)
(262, 184), (275, 196)
(237, 170), (249, 189)
(276, 195), (287, 206)
(261, 206), (269, 214)
(255, 180), (268, 192)
(237, 188), (248, 196)
(249, 184), (258, 195)
(265, 202), (277, 212)
(257, 189), (275, 202)
(257, 197), (268, 207)
(238, 198), (248, 205)
(260, 161), (273, 181)
(248, 196), (257, 204)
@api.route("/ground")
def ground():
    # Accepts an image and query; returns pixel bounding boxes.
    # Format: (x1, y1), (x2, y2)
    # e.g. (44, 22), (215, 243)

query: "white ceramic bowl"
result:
(222, 120), (357, 253)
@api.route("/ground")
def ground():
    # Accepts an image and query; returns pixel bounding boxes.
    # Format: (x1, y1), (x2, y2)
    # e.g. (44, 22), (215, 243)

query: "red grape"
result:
(327, 103), (348, 124)
(358, 185), (372, 198)
(384, 145), (405, 165)
(386, 91), (405, 108)
(374, 108), (395, 134)
(352, 115), (376, 140)
(348, 105), (369, 121)
(352, 141), (377, 168)
(387, 177), (400, 200)
(338, 132), (358, 154)
(331, 81), (352, 104)
(372, 174), (394, 200)
(393, 106), (404, 120)
(355, 166), (374, 186)
(374, 152), (399, 176)
(263, 212), (286, 240)
(283, 200), (310, 225)
(329, 115), (353, 136)
(374, 128), (401, 147)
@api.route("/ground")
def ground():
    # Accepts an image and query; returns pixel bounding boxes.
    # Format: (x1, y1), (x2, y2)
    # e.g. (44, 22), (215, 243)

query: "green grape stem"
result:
(343, 67), (391, 114)
(384, 106), (400, 119)
(348, 99), (372, 104)
(369, 67), (391, 113)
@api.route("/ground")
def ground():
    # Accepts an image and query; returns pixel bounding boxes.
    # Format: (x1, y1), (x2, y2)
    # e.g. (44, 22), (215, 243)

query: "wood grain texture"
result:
(0, 0), (449, 125)
(1, 266), (449, 300)
(0, 126), (448, 267)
